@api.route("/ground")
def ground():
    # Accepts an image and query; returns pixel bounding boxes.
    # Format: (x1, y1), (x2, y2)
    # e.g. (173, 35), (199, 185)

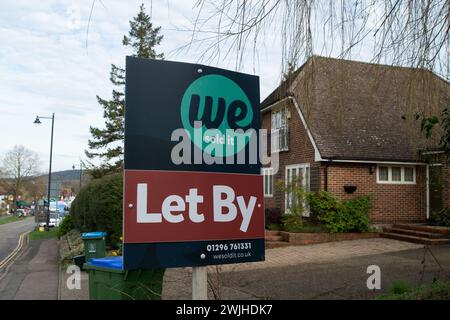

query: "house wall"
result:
(261, 99), (319, 212)
(326, 163), (427, 224)
(261, 99), (428, 224)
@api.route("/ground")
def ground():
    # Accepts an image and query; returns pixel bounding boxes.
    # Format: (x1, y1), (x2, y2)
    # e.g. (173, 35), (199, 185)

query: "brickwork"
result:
(440, 157), (450, 209)
(261, 100), (430, 224)
(280, 231), (379, 245)
(326, 163), (427, 223)
(261, 99), (319, 212)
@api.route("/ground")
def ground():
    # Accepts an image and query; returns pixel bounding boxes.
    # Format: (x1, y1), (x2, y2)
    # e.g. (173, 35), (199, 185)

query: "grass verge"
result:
(375, 280), (450, 300)
(29, 227), (59, 241)
(0, 216), (23, 225)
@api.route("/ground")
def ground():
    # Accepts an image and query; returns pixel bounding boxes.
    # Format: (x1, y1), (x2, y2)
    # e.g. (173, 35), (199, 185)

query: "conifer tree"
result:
(86, 4), (163, 176)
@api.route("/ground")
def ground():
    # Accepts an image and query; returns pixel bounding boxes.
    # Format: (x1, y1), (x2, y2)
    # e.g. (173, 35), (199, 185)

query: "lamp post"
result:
(72, 161), (83, 191)
(34, 113), (54, 231)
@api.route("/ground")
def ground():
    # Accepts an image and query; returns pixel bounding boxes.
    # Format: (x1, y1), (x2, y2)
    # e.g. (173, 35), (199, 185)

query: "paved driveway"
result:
(162, 238), (450, 299)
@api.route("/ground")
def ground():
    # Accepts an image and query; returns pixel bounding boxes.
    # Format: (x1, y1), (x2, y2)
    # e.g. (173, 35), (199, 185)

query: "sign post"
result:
(124, 57), (264, 300)
(192, 266), (208, 300)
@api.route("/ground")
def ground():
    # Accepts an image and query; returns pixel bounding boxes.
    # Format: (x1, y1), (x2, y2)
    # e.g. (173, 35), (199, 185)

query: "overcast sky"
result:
(0, 0), (291, 173)
(0, 0), (376, 173)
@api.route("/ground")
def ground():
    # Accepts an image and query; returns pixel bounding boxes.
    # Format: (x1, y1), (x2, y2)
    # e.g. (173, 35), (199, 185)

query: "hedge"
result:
(70, 173), (123, 245)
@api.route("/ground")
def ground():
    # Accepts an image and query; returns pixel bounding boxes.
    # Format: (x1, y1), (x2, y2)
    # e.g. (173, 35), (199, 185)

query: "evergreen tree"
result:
(86, 4), (163, 176)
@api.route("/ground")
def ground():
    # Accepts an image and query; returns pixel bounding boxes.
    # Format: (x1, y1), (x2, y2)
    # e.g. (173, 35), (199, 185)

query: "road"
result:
(0, 217), (59, 300)
(0, 217), (35, 263)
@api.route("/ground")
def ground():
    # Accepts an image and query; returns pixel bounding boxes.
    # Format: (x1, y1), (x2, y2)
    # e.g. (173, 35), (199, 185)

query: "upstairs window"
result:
(377, 166), (416, 184)
(271, 107), (288, 152)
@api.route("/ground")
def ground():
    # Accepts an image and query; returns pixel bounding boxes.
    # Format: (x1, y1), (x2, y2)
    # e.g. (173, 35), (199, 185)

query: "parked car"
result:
(15, 209), (26, 217)
(37, 213), (61, 227)
(49, 213), (61, 227)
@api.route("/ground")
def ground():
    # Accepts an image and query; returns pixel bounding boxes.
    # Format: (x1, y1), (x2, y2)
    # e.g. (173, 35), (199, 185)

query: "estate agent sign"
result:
(123, 57), (264, 269)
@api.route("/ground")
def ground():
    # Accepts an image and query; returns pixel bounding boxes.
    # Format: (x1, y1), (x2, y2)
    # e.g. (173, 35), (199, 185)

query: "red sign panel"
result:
(124, 170), (264, 243)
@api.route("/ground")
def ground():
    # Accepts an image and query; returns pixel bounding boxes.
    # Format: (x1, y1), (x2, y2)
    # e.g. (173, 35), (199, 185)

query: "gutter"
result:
(320, 159), (427, 166)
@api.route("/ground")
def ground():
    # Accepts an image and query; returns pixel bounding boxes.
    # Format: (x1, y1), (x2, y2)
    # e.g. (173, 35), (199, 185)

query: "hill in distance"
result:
(37, 169), (81, 181)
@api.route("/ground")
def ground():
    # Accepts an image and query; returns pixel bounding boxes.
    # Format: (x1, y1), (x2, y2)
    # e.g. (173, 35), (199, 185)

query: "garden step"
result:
(381, 232), (450, 245)
(265, 230), (281, 237)
(265, 235), (284, 242)
(392, 224), (450, 236)
(383, 227), (444, 239)
(265, 241), (290, 249)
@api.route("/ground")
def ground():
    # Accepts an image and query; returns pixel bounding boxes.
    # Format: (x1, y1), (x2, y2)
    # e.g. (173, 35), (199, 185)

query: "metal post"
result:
(45, 113), (55, 230)
(79, 161), (82, 190)
(192, 266), (207, 300)
(426, 164), (430, 220)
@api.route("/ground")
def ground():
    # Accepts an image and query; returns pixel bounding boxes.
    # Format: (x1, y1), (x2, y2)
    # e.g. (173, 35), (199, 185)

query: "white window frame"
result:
(271, 107), (289, 153)
(262, 167), (274, 197)
(376, 165), (416, 184)
(285, 163), (310, 217)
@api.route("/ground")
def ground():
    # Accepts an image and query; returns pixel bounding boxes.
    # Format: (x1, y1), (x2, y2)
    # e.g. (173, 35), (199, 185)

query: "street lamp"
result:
(72, 161), (84, 191)
(34, 113), (55, 231)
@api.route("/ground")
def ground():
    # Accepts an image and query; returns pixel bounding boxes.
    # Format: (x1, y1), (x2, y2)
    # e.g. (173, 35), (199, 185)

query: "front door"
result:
(429, 165), (443, 214)
(285, 164), (310, 217)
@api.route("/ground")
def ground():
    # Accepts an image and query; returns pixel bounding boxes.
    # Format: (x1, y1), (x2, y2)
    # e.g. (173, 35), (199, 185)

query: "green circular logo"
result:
(180, 74), (254, 157)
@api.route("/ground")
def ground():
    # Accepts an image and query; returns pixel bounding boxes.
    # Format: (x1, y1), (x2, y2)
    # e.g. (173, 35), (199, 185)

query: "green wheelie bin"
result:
(81, 232), (107, 262)
(83, 256), (164, 300)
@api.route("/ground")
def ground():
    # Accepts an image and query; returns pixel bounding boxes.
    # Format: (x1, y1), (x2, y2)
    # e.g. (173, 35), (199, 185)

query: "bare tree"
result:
(175, 1), (449, 152)
(25, 176), (47, 203)
(186, 0), (448, 78)
(0, 145), (41, 211)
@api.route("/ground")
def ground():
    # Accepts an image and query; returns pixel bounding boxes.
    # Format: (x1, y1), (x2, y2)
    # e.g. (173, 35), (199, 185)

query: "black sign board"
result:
(125, 57), (261, 174)
(123, 57), (264, 270)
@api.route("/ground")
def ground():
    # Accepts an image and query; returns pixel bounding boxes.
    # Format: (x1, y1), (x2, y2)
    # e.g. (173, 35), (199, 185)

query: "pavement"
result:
(59, 264), (89, 300)
(0, 238), (59, 300)
(0, 217), (35, 262)
(162, 238), (450, 300)
(0, 216), (90, 300)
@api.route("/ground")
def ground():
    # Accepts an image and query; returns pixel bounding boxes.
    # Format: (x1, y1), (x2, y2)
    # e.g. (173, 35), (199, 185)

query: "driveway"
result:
(162, 238), (450, 299)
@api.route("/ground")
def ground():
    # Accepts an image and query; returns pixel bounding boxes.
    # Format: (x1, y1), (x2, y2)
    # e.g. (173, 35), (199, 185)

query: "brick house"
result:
(261, 56), (450, 224)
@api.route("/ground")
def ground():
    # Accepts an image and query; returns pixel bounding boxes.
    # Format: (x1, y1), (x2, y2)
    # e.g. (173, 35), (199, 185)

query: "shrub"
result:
(307, 191), (340, 219)
(57, 214), (74, 238)
(276, 177), (307, 217)
(340, 196), (371, 232)
(265, 208), (282, 226)
(70, 173), (123, 245)
(274, 176), (308, 230)
(281, 213), (303, 232)
(266, 223), (281, 231)
(309, 192), (371, 233)
(430, 208), (450, 227)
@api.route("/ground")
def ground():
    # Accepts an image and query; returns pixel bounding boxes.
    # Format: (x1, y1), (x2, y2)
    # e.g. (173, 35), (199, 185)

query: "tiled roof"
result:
(261, 56), (449, 162)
